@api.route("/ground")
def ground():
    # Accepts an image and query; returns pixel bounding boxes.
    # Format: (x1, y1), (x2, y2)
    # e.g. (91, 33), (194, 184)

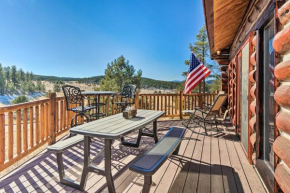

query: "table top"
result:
(81, 91), (117, 95)
(70, 109), (165, 139)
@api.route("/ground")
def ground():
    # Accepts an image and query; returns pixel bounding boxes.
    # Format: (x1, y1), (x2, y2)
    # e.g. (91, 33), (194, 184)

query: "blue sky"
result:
(0, 0), (206, 81)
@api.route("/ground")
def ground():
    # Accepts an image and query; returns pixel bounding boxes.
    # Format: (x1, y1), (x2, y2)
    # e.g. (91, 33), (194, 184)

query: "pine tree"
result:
(10, 65), (17, 86)
(0, 64), (5, 95)
(184, 24), (209, 93)
(100, 55), (142, 92)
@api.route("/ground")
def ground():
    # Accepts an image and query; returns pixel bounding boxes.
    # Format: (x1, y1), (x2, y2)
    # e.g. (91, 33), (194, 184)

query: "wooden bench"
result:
(47, 135), (84, 189)
(129, 127), (185, 193)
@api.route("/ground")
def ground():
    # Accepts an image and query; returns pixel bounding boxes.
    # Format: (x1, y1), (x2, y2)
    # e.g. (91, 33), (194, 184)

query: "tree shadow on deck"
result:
(0, 123), (171, 193)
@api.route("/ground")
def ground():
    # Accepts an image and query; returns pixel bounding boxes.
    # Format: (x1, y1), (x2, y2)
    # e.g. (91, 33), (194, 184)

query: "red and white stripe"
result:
(183, 64), (211, 94)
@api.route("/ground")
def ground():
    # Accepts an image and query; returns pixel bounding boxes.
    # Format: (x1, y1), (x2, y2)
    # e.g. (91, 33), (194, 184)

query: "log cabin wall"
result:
(249, 34), (257, 165)
(272, 0), (290, 192)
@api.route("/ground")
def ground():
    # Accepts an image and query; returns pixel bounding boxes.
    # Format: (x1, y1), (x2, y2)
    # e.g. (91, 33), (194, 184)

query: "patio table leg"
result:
(80, 136), (90, 190)
(105, 139), (116, 193)
(153, 121), (158, 143)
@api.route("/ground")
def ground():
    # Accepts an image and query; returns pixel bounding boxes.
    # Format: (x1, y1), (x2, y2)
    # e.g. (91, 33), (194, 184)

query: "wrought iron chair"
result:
(62, 85), (95, 128)
(182, 94), (228, 135)
(112, 85), (137, 112)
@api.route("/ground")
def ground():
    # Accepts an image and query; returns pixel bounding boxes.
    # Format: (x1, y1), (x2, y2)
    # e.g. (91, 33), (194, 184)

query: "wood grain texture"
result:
(273, 136), (290, 168)
(274, 85), (290, 109)
(250, 84), (256, 99)
(276, 110), (290, 134)
(249, 69), (256, 83)
(278, 0), (290, 25)
(274, 60), (290, 81)
(213, 0), (249, 53)
(274, 164), (290, 193)
(252, 35), (257, 47)
(250, 51), (256, 65)
(0, 114), (5, 164)
(250, 100), (256, 115)
(273, 25), (290, 55)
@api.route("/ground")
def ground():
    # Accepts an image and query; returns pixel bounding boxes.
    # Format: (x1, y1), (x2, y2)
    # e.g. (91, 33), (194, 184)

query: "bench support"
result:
(143, 176), (152, 193)
(121, 120), (159, 148)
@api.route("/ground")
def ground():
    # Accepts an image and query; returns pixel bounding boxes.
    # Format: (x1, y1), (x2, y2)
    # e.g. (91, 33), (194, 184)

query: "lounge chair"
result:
(182, 94), (228, 135)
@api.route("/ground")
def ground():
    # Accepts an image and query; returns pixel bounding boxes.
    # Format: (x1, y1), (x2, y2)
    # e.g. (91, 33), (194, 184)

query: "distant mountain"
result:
(171, 80), (182, 83)
(34, 75), (181, 90)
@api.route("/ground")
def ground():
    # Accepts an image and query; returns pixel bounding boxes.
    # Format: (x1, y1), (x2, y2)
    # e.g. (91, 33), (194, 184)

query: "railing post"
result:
(179, 91), (183, 120)
(135, 91), (140, 109)
(49, 92), (56, 145)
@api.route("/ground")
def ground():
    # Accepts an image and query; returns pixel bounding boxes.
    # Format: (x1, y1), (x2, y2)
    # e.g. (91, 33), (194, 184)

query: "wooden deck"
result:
(0, 120), (265, 193)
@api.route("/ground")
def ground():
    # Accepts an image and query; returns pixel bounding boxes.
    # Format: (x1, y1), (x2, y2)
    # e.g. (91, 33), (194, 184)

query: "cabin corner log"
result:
(273, 25), (290, 55)
(276, 110), (290, 134)
(252, 35), (257, 47)
(249, 116), (256, 133)
(250, 84), (256, 99)
(249, 69), (256, 83)
(274, 60), (290, 81)
(275, 164), (290, 193)
(273, 136), (290, 169)
(274, 85), (290, 109)
(250, 133), (256, 148)
(250, 100), (256, 115)
(278, 0), (290, 25)
(250, 51), (256, 65)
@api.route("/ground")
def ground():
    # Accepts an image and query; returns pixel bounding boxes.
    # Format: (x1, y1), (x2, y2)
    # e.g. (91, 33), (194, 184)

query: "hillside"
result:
(35, 75), (181, 89)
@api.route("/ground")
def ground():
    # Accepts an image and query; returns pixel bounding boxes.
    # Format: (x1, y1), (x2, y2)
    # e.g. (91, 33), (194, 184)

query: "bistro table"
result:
(70, 109), (165, 192)
(81, 91), (117, 119)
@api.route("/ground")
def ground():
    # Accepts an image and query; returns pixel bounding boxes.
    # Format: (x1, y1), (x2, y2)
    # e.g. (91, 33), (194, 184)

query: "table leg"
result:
(80, 136), (90, 190)
(153, 121), (158, 143)
(105, 139), (116, 193)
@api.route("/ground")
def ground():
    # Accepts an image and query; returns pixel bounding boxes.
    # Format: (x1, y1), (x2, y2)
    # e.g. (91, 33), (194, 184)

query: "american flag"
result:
(184, 53), (211, 94)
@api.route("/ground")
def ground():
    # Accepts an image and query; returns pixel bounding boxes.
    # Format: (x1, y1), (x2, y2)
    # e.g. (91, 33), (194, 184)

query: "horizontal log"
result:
(274, 60), (290, 81)
(273, 25), (290, 55)
(249, 116), (256, 133)
(222, 73), (228, 79)
(250, 51), (256, 65)
(276, 110), (290, 134)
(252, 35), (257, 47)
(249, 69), (256, 83)
(274, 85), (290, 109)
(252, 152), (256, 165)
(220, 66), (228, 71)
(222, 84), (228, 90)
(278, 0), (290, 25)
(275, 164), (290, 193)
(250, 84), (256, 99)
(250, 100), (256, 115)
(215, 59), (229, 65)
(250, 133), (256, 148)
(222, 78), (228, 83)
(273, 136), (290, 168)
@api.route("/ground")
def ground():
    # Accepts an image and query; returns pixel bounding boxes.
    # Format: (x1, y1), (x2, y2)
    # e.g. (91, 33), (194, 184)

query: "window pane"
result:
(263, 20), (274, 168)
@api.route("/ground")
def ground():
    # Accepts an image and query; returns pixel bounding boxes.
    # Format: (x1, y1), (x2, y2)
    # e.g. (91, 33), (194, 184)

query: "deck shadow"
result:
(169, 161), (243, 193)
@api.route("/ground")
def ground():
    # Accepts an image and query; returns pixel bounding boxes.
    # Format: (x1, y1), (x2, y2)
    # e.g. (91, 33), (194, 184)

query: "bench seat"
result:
(129, 126), (185, 192)
(47, 135), (84, 153)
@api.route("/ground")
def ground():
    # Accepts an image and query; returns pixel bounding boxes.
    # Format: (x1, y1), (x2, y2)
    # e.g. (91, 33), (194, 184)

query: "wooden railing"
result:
(0, 91), (216, 173)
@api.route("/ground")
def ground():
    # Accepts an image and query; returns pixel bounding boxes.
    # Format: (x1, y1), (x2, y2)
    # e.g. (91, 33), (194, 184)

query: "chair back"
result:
(210, 94), (228, 112)
(62, 85), (83, 110)
(120, 85), (137, 99)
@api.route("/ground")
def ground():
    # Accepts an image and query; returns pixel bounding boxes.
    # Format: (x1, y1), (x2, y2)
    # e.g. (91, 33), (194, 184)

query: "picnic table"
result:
(69, 109), (165, 192)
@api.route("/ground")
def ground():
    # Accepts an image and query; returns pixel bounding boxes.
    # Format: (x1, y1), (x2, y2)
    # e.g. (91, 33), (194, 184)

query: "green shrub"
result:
(11, 95), (29, 104)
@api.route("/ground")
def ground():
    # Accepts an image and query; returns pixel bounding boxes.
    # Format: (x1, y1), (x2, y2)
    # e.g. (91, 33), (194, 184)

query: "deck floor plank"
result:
(0, 120), (266, 193)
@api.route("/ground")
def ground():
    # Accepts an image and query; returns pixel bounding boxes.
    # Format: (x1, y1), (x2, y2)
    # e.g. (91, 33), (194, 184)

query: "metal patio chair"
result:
(62, 85), (95, 128)
(112, 84), (137, 112)
(182, 94), (228, 135)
